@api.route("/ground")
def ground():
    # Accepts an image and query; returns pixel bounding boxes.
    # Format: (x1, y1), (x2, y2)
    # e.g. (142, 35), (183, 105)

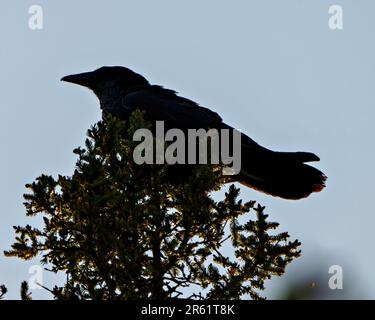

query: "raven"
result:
(61, 66), (327, 200)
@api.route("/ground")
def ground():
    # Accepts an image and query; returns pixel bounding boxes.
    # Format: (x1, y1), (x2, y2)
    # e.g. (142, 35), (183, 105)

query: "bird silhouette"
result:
(62, 66), (326, 200)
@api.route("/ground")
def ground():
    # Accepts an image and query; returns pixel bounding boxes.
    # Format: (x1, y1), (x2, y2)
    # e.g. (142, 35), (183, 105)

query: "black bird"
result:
(61, 66), (327, 200)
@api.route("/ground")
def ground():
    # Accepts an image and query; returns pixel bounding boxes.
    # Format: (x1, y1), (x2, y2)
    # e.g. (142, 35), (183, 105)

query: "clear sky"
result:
(1, 0), (374, 299)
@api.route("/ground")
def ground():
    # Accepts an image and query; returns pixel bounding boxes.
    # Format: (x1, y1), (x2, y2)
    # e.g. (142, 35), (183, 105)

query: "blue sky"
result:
(1, 1), (374, 299)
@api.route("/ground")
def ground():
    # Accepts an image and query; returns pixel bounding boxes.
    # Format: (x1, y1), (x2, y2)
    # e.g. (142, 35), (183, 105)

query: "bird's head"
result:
(61, 66), (149, 98)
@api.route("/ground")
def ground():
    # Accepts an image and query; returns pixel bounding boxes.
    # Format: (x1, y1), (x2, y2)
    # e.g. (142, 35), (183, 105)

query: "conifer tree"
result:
(5, 111), (301, 300)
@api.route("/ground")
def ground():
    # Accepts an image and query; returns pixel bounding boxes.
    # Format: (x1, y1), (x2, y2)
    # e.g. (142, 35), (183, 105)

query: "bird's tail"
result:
(237, 150), (327, 200)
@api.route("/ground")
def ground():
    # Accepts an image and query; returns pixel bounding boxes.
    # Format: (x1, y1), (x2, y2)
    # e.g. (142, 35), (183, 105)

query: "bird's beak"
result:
(61, 71), (94, 88)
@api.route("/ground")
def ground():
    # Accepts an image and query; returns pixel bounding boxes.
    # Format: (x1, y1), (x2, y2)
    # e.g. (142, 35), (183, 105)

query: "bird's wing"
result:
(122, 85), (267, 152)
(122, 86), (320, 160)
